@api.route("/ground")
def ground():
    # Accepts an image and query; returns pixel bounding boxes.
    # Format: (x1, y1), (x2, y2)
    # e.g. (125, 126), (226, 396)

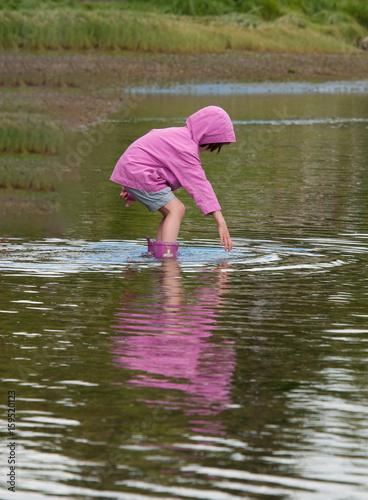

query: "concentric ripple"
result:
(0, 236), (354, 277)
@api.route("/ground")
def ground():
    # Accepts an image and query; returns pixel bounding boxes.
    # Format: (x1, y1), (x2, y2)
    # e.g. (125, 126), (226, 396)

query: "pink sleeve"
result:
(170, 152), (221, 215)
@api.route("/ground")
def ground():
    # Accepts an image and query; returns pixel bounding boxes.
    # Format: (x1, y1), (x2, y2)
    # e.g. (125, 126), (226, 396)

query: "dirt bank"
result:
(1, 51), (367, 129)
(2, 52), (368, 85)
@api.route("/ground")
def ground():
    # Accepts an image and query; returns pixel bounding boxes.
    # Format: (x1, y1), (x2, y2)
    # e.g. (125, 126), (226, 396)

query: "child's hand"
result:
(218, 222), (233, 251)
(211, 210), (233, 251)
(120, 188), (135, 208)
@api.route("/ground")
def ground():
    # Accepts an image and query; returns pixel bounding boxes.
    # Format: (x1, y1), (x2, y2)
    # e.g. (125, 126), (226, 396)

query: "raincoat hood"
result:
(186, 105), (236, 146)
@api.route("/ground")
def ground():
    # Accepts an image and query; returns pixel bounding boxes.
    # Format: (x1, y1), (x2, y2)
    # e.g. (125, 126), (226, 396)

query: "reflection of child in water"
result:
(111, 261), (235, 435)
(110, 106), (236, 258)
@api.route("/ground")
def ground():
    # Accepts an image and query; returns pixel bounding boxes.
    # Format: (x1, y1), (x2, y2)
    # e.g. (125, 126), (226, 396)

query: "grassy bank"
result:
(0, 111), (64, 198)
(0, 156), (61, 191)
(0, 113), (64, 155)
(0, 0), (367, 54)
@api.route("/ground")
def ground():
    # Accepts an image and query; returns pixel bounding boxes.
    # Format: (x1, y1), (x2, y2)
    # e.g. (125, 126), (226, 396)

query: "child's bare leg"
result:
(156, 216), (165, 241)
(156, 198), (185, 242)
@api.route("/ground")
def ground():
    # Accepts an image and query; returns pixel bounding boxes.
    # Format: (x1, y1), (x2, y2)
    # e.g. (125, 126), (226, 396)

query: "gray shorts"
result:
(123, 185), (175, 212)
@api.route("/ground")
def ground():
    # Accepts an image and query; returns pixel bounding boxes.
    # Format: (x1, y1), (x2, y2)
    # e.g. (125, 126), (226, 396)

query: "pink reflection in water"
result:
(111, 261), (236, 435)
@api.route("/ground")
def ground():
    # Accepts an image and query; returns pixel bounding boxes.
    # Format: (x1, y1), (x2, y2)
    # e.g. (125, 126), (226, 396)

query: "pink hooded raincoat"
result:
(110, 106), (236, 215)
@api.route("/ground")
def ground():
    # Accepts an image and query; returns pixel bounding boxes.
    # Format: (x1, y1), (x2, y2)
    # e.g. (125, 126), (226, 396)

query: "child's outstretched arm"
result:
(211, 210), (233, 251)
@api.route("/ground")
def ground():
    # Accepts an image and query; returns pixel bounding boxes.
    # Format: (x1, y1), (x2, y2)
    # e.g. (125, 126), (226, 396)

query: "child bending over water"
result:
(110, 105), (236, 258)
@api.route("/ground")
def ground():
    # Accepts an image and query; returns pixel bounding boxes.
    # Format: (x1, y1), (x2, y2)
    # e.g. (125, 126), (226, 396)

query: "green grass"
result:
(0, 113), (64, 154)
(1, 0), (368, 27)
(0, 72), (80, 88)
(0, 6), (366, 54)
(0, 157), (61, 191)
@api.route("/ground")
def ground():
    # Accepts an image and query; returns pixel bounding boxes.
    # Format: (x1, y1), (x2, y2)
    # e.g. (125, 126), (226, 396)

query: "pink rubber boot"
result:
(146, 237), (155, 253)
(153, 241), (179, 259)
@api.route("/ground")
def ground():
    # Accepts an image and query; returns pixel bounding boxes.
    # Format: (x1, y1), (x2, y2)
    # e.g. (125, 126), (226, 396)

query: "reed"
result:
(0, 73), (80, 88)
(2, 0), (367, 22)
(0, 7), (364, 54)
(0, 158), (60, 191)
(0, 114), (64, 155)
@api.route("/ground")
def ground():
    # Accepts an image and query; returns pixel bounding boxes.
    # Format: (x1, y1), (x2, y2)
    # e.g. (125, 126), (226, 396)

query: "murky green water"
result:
(1, 85), (368, 499)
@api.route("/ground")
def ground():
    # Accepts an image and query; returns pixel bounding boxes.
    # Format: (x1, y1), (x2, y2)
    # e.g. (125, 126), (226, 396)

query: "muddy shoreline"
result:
(1, 51), (367, 129)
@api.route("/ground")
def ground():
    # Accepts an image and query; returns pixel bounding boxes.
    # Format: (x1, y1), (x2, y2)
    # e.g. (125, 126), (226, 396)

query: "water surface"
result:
(1, 84), (368, 499)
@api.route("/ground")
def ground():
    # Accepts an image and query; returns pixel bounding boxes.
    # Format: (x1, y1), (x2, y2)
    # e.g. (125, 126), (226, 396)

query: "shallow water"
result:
(1, 84), (368, 499)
